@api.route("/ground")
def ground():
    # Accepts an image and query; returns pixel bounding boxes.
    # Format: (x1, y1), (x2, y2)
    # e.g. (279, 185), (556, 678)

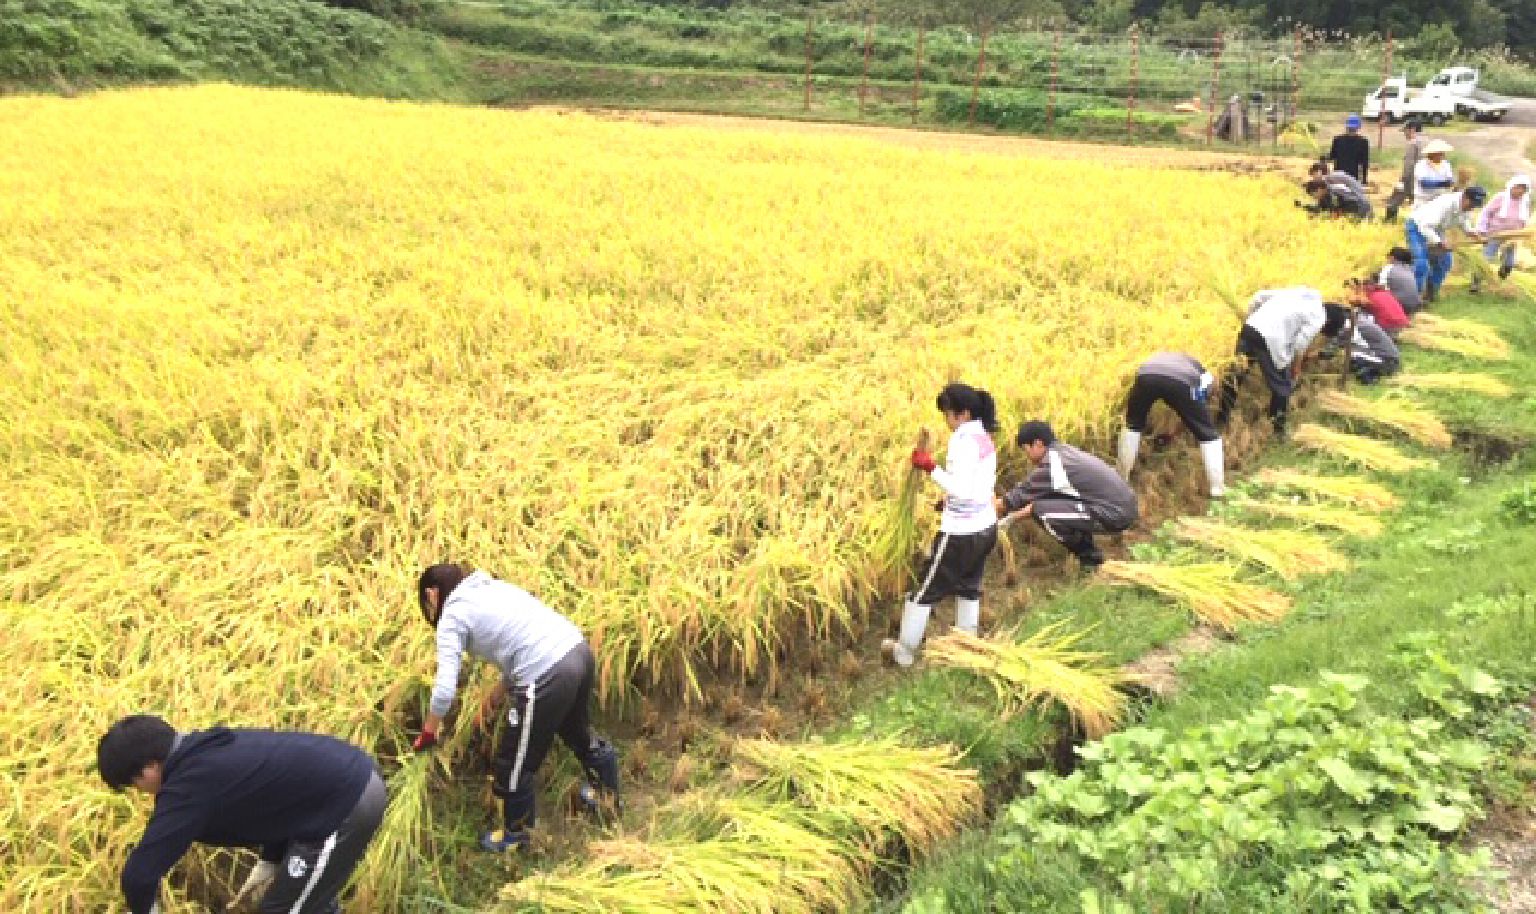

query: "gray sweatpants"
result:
(259, 771), (388, 914)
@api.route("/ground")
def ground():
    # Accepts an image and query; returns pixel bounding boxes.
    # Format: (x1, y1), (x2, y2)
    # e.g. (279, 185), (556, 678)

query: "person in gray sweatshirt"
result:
(995, 421), (1139, 571)
(1117, 352), (1225, 498)
(413, 564), (620, 853)
(1378, 247), (1423, 315)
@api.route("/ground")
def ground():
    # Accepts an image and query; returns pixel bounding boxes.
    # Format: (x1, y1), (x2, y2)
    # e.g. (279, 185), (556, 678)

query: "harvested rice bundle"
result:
(1234, 498), (1386, 537)
(1384, 372), (1512, 398)
(1292, 424), (1434, 474)
(1400, 313), (1511, 360)
(1099, 561), (1291, 632)
(504, 800), (864, 914)
(734, 738), (982, 855)
(1171, 517), (1349, 579)
(1313, 390), (1452, 449)
(1250, 468), (1398, 511)
(925, 624), (1131, 738)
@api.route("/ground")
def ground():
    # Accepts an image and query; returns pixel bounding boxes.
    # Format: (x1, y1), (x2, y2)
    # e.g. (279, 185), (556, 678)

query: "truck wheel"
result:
(1430, 113), (1448, 126)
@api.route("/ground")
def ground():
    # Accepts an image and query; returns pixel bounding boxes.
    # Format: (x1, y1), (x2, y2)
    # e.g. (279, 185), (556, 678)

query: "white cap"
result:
(1423, 139), (1454, 155)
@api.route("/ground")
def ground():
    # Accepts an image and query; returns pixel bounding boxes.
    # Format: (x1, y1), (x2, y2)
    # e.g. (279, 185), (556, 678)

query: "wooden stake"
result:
(968, 24), (991, 128)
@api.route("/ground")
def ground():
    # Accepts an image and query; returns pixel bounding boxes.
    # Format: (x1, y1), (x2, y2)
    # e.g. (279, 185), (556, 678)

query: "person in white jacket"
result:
(1406, 185), (1487, 302)
(882, 383), (1000, 668)
(412, 564), (620, 853)
(1215, 288), (1347, 437)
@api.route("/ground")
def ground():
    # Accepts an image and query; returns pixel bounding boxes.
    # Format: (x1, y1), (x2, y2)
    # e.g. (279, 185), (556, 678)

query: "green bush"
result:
(0, 0), (454, 91)
(905, 647), (1521, 913)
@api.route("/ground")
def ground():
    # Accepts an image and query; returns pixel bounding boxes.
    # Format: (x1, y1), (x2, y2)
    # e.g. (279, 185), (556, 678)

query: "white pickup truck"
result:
(1361, 79), (1455, 125)
(1426, 66), (1513, 121)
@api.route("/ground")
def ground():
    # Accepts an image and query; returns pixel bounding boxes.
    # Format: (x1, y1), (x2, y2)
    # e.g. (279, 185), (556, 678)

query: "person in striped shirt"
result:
(414, 564), (620, 852)
(882, 383), (1000, 668)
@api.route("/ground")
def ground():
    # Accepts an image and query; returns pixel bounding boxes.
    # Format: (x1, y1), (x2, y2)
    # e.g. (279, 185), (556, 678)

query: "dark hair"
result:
(98, 715), (175, 791)
(1307, 160), (1327, 176)
(1303, 178), (1328, 194)
(1403, 118), (1422, 132)
(1322, 303), (1349, 338)
(1389, 246), (1412, 265)
(1016, 420), (1056, 447)
(935, 383), (999, 433)
(418, 563), (468, 627)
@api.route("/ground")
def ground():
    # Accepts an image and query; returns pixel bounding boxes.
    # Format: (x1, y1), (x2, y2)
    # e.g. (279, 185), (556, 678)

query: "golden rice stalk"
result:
(1171, 517), (1348, 580)
(733, 738), (983, 856)
(1384, 372), (1512, 398)
(1399, 313), (1511, 361)
(1233, 497), (1386, 537)
(1291, 424), (1435, 473)
(353, 753), (439, 910)
(872, 428), (932, 590)
(923, 625), (1131, 738)
(1099, 561), (1291, 632)
(500, 799), (864, 914)
(1250, 468), (1398, 511)
(1313, 391), (1453, 449)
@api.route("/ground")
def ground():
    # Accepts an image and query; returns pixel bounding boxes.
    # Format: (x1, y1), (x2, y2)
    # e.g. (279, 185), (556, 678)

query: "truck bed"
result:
(1470, 88), (1513, 105)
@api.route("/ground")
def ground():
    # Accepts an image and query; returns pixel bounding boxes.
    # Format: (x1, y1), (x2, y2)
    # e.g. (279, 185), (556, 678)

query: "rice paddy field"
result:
(0, 85), (1394, 911)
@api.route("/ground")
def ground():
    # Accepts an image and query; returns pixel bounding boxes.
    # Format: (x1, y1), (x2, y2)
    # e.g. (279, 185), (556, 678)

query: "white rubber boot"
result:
(955, 598), (980, 636)
(1117, 429), (1141, 480)
(1200, 438), (1226, 497)
(881, 600), (932, 667)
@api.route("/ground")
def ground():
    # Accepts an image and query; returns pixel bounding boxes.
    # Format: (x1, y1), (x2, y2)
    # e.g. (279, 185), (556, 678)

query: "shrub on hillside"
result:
(0, 0), (399, 84)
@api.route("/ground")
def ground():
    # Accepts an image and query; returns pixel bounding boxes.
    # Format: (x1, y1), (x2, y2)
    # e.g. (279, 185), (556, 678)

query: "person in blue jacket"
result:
(97, 714), (387, 914)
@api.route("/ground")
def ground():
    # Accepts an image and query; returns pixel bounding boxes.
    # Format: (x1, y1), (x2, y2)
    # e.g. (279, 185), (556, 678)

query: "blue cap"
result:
(1345, 114), (1363, 129)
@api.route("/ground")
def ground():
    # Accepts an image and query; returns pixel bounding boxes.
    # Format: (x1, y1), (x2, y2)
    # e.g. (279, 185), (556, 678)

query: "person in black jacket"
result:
(995, 420), (1139, 571)
(97, 715), (388, 914)
(1327, 115), (1370, 184)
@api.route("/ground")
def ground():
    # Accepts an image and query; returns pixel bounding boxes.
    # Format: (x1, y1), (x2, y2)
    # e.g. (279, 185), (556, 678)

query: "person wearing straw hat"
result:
(1406, 185), (1488, 302)
(1215, 287), (1349, 438)
(1414, 139), (1457, 204)
(1117, 353), (1225, 498)
(883, 383), (1001, 667)
(1328, 114), (1370, 184)
(995, 420), (1138, 572)
(1384, 119), (1428, 222)
(1472, 175), (1530, 289)
(96, 714), (388, 914)
(414, 563), (621, 853)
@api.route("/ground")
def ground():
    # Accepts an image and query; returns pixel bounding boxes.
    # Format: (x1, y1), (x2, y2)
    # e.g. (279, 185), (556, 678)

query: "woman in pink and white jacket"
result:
(1475, 175), (1529, 284)
(882, 383), (1000, 668)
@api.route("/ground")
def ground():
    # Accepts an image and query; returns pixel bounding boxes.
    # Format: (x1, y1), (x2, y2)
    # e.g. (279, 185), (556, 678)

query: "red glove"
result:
(412, 729), (438, 752)
(911, 450), (937, 473)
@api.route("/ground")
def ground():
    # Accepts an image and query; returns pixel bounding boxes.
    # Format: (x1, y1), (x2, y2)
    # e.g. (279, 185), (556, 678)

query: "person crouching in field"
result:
(414, 564), (620, 852)
(1347, 276), (1409, 337)
(1302, 165), (1372, 220)
(97, 714), (387, 914)
(1216, 287), (1348, 438)
(1472, 175), (1529, 290)
(1379, 247), (1423, 316)
(881, 383), (1000, 667)
(995, 421), (1138, 572)
(1331, 313), (1402, 385)
(1117, 352), (1225, 498)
